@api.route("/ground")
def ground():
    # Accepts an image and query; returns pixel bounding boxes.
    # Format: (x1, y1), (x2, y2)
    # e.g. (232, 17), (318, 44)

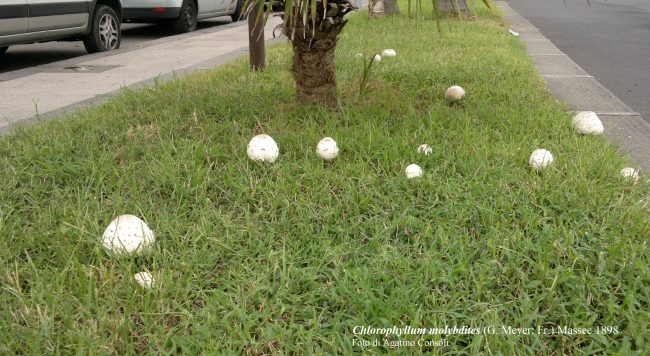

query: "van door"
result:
(0, 0), (29, 37)
(197, 0), (218, 16)
(221, 0), (237, 14)
(27, 0), (89, 32)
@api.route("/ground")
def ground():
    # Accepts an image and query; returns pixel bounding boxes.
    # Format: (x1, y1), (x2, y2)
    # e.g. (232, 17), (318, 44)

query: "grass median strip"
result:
(1, 1), (649, 353)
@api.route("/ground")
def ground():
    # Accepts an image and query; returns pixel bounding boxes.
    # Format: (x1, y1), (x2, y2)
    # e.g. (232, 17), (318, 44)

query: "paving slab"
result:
(525, 40), (564, 56)
(518, 31), (548, 41)
(600, 114), (650, 169)
(533, 55), (590, 76)
(543, 77), (634, 114)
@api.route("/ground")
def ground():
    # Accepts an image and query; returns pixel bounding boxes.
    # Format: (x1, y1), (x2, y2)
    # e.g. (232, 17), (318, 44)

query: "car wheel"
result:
(271, 0), (285, 11)
(83, 5), (121, 53)
(0, 46), (8, 56)
(231, 0), (247, 21)
(173, 0), (198, 34)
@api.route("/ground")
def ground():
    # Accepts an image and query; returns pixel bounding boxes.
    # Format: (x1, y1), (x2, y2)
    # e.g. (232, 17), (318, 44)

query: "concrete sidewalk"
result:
(497, 1), (650, 171)
(0, 16), (283, 134)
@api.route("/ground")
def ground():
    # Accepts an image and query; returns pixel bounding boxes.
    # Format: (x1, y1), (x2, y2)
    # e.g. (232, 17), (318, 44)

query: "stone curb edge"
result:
(497, 0), (650, 172)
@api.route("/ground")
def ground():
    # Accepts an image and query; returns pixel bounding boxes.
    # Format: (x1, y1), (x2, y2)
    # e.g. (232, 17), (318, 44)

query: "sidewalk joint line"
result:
(542, 74), (593, 78)
(593, 112), (641, 116)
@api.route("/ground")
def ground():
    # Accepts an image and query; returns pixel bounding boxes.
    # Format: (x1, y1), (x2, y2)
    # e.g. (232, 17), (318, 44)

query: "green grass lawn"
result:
(1, 1), (649, 354)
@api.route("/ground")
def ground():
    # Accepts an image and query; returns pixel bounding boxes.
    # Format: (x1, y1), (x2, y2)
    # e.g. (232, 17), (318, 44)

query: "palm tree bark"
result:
(284, 1), (353, 106)
(289, 27), (341, 107)
(385, 0), (399, 14)
(368, 0), (384, 18)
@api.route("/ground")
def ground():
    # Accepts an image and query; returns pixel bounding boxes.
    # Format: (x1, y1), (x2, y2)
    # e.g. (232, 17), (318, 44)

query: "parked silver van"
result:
(122, 0), (246, 33)
(0, 0), (123, 55)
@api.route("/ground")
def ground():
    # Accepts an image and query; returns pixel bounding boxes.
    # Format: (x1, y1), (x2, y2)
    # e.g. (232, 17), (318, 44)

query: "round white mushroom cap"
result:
(102, 214), (154, 256)
(620, 167), (639, 182)
(373, 54), (382, 63)
(381, 49), (397, 57)
(247, 134), (279, 163)
(572, 111), (604, 135)
(445, 85), (465, 101)
(405, 164), (423, 179)
(134, 271), (155, 289)
(528, 149), (554, 170)
(316, 137), (339, 161)
(417, 144), (433, 156)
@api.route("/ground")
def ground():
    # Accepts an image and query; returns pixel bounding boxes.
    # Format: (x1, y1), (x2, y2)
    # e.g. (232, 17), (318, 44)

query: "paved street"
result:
(510, 0), (650, 123)
(0, 18), (233, 75)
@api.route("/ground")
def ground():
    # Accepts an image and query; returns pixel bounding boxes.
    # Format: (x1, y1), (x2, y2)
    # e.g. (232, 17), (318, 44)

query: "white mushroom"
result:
(316, 137), (339, 161)
(102, 214), (154, 256)
(528, 149), (554, 170)
(373, 54), (382, 63)
(445, 85), (465, 102)
(381, 49), (397, 57)
(620, 167), (639, 183)
(247, 134), (279, 163)
(134, 271), (155, 289)
(417, 144), (433, 155)
(405, 164), (423, 179)
(572, 111), (604, 135)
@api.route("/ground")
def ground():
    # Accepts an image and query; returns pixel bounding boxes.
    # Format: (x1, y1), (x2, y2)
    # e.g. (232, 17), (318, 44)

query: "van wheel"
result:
(173, 0), (198, 33)
(232, 0), (247, 21)
(0, 47), (8, 56)
(83, 5), (121, 53)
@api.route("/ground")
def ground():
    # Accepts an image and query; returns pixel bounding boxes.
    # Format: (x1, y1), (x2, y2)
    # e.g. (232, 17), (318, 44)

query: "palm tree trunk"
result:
(368, 0), (385, 18)
(285, 1), (352, 107)
(290, 34), (339, 107)
(385, 0), (400, 14)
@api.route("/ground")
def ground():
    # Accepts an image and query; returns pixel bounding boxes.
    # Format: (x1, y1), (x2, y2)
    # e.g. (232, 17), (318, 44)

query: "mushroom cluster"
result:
(102, 214), (154, 256)
(405, 164), (423, 179)
(572, 111), (604, 135)
(445, 85), (465, 102)
(316, 137), (339, 161)
(528, 149), (554, 171)
(247, 134), (280, 163)
(101, 214), (159, 290)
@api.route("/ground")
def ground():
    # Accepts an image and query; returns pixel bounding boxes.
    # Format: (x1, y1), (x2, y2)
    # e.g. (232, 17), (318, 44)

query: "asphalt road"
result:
(510, 0), (650, 122)
(0, 18), (234, 75)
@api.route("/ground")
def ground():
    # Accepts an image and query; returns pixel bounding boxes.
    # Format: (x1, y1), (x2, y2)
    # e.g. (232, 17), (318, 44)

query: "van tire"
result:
(232, 0), (246, 21)
(83, 5), (121, 53)
(0, 47), (8, 56)
(173, 0), (198, 33)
